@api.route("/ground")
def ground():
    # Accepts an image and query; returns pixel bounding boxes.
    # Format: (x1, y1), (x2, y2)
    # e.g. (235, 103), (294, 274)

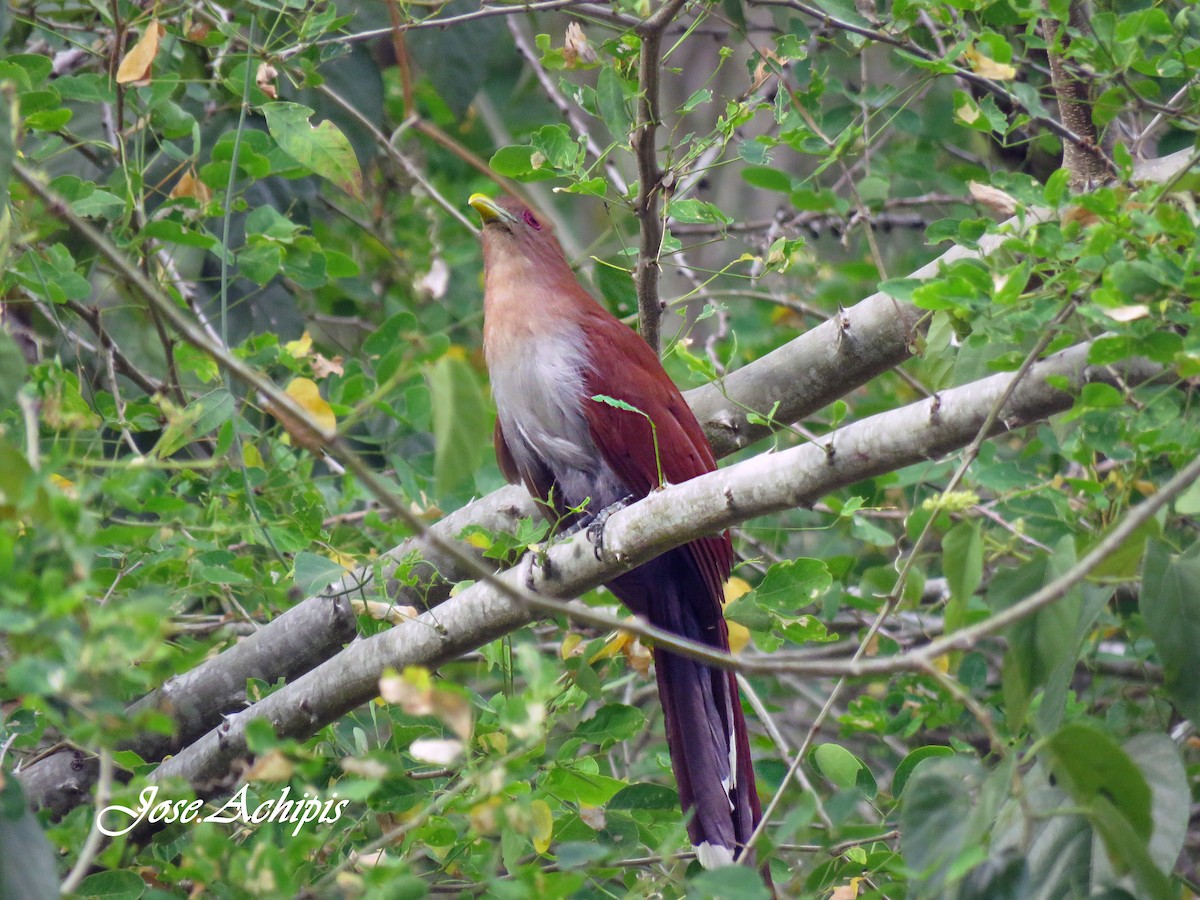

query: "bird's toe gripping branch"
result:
(584, 494), (635, 560)
(514, 547), (543, 593)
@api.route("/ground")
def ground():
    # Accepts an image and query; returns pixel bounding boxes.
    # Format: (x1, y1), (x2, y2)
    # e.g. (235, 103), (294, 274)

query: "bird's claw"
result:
(515, 549), (541, 592)
(585, 495), (634, 561)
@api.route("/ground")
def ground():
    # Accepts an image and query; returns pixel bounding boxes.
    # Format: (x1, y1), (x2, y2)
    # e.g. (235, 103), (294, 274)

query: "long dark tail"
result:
(609, 548), (763, 868)
(651, 596), (761, 866)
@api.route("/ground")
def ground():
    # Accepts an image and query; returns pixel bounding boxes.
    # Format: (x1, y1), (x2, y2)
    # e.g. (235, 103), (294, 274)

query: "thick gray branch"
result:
(148, 341), (1158, 785)
(19, 150), (1192, 812)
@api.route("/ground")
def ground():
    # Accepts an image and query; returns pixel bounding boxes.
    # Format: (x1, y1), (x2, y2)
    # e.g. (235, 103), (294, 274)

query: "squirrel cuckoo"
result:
(469, 193), (765, 871)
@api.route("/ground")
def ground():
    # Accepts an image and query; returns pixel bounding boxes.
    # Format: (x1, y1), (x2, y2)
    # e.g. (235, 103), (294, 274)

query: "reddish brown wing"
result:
(494, 418), (560, 518)
(577, 309), (733, 602)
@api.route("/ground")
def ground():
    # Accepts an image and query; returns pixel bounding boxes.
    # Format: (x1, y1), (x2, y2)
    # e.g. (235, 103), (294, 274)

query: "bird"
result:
(469, 192), (766, 874)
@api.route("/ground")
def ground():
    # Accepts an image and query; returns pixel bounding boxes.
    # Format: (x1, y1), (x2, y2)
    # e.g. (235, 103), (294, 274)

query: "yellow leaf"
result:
(463, 531), (491, 550)
(50, 474), (77, 498)
(724, 576), (752, 603)
(727, 620), (752, 655)
(531, 799), (553, 854)
(470, 796), (502, 833)
(328, 548), (357, 570)
(245, 748), (294, 782)
(478, 732), (508, 754)
(169, 168), (211, 206)
(116, 21), (164, 85)
(968, 181), (1018, 217)
(352, 599), (418, 624)
(241, 446), (265, 472)
(589, 630), (633, 663)
(285, 332), (313, 358)
(964, 46), (1016, 81)
(284, 377), (336, 435)
(560, 632), (583, 659)
(242, 443), (264, 469)
(955, 100), (981, 125)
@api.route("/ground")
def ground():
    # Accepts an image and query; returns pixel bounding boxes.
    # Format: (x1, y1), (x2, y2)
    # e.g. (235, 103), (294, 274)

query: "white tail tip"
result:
(695, 841), (736, 869)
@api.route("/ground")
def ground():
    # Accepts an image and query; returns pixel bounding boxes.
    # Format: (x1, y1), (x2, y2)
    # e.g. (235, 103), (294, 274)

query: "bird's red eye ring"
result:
(522, 210), (542, 230)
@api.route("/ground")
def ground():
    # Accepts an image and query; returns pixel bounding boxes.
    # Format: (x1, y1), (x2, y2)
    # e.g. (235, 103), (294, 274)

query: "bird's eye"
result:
(522, 210), (542, 230)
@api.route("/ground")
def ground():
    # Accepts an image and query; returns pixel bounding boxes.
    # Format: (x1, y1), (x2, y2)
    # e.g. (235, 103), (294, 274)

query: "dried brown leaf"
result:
(116, 22), (164, 85)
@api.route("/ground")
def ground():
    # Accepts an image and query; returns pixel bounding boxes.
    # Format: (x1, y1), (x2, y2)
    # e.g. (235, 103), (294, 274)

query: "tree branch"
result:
(147, 340), (1162, 786)
(632, 0), (690, 352)
(1041, 1), (1113, 188)
(16, 149), (1193, 813)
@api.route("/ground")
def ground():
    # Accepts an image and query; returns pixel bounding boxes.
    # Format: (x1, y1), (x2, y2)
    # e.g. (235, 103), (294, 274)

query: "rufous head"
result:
(468, 194), (570, 274)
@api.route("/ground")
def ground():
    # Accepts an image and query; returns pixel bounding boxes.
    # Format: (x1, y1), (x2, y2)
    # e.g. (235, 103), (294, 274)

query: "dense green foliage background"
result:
(1, 0), (1198, 897)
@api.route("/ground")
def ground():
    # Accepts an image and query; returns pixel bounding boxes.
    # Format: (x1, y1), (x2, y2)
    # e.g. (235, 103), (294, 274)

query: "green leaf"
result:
(531, 124), (579, 172)
(364, 311), (417, 357)
(741, 166), (792, 193)
(153, 389), (235, 458)
(74, 869), (147, 900)
(575, 704), (646, 748)
(14, 245), (93, 303)
(752, 558), (831, 614)
(555, 842), (612, 868)
(1095, 734), (1189, 883)
(260, 101), (363, 200)
(1088, 796), (1175, 899)
(811, 743), (874, 796)
(246, 205), (302, 241)
(71, 188), (126, 220)
(427, 352), (489, 496)
(666, 198), (732, 225)
(0, 777), (58, 900)
(593, 259), (636, 311)
(943, 520), (982, 633)
(1079, 382), (1123, 408)
(607, 783), (678, 810)
(1139, 539), (1200, 726)
(596, 67), (631, 141)
(900, 756), (982, 889)
(541, 765), (626, 805)
(238, 240), (283, 285)
(0, 329), (26, 412)
(489, 145), (539, 178)
(1043, 721), (1152, 843)
(0, 82), (14, 212)
(686, 864), (772, 899)
(293, 551), (347, 596)
(891, 745), (955, 798)
(995, 538), (1084, 733)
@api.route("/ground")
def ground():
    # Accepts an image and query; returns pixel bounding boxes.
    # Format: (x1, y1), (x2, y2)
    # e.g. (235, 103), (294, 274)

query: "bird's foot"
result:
(515, 547), (542, 593)
(585, 495), (634, 560)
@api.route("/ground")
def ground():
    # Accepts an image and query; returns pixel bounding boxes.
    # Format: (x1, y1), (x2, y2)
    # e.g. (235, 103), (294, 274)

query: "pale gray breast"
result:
(487, 327), (627, 512)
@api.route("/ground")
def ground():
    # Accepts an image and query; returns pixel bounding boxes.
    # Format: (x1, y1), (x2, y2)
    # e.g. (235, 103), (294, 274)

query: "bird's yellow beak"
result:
(468, 193), (512, 225)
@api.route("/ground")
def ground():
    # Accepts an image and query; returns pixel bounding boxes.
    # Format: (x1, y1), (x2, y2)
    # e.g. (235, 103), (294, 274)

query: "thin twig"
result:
(60, 750), (114, 894)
